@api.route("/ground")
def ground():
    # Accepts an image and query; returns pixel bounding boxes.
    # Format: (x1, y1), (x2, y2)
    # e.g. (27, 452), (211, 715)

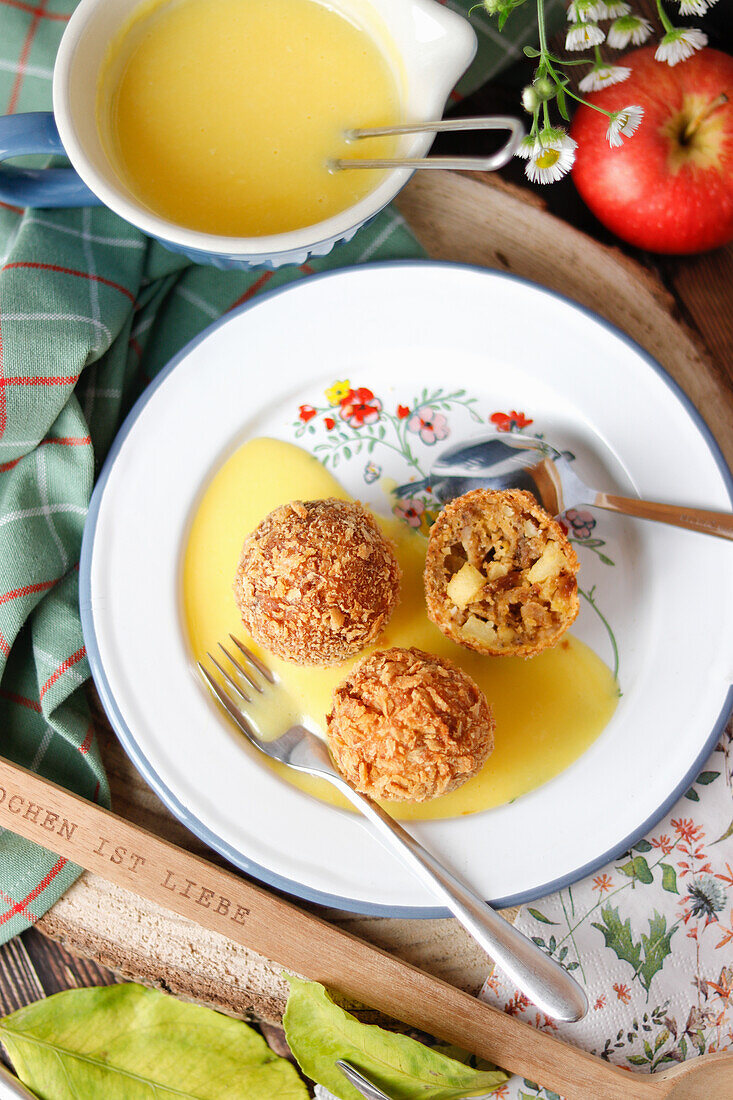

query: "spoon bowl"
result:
(394, 430), (733, 541)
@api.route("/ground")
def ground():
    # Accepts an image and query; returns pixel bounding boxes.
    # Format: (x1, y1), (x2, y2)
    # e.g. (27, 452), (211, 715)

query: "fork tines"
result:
(200, 636), (274, 708)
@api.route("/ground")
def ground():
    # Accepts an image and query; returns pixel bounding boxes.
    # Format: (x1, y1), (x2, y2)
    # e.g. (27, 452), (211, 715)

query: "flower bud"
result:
(533, 75), (555, 101)
(521, 85), (541, 113)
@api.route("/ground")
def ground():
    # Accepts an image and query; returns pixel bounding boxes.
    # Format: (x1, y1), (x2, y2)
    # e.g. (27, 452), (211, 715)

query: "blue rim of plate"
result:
(80, 259), (733, 917)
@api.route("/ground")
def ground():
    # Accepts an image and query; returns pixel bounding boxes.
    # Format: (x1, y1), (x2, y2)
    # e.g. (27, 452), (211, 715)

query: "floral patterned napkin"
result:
(477, 722), (733, 1098)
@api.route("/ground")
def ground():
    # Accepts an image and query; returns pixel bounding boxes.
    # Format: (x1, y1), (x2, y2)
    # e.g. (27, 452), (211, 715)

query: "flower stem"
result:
(579, 585), (619, 681)
(562, 85), (615, 119)
(559, 891), (588, 984)
(536, 0), (547, 55)
(655, 0), (674, 34)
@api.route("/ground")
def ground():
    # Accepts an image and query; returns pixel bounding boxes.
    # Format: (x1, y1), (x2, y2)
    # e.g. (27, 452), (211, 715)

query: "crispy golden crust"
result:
(327, 647), (495, 802)
(233, 498), (400, 666)
(424, 489), (579, 658)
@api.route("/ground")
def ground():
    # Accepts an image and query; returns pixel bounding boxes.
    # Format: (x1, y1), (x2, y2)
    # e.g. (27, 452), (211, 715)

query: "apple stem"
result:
(682, 93), (729, 144)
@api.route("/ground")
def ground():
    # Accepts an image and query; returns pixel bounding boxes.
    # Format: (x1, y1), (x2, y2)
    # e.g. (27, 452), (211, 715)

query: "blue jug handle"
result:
(0, 112), (102, 208)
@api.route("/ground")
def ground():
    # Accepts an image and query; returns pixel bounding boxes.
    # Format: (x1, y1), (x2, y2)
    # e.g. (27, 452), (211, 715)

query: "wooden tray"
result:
(36, 171), (733, 1024)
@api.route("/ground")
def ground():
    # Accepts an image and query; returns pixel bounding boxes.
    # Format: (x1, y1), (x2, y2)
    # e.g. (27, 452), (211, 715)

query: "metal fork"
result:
(198, 637), (588, 1023)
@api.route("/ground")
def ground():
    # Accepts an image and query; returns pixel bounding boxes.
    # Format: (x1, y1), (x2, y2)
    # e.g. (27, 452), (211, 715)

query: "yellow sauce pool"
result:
(182, 438), (620, 821)
(98, 0), (402, 236)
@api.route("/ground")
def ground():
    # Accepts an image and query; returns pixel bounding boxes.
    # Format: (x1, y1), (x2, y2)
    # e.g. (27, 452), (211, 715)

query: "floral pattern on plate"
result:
(292, 380), (619, 676)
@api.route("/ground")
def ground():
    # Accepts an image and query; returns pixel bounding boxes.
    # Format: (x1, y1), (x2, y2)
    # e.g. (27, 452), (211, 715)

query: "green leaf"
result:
(527, 908), (558, 925)
(627, 1055), (649, 1066)
(656, 1053), (679, 1065)
(555, 85), (569, 122)
(654, 1030), (670, 1053)
(660, 864), (679, 894)
(639, 912), (677, 994)
(685, 787), (700, 802)
(592, 906), (642, 971)
(633, 840), (652, 853)
(617, 856), (653, 884)
(0, 984), (307, 1100)
(523, 45), (541, 57)
(431, 1046), (502, 1073)
(283, 977), (507, 1100)
(696, 771), (719, 785)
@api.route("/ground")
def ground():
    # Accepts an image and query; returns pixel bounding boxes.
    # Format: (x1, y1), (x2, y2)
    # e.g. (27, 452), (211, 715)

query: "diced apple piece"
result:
(463, 615), (498, 646)
(446, 562), (485, 609)
(527, 541), (565, 584)
(485, 560), (510, 582)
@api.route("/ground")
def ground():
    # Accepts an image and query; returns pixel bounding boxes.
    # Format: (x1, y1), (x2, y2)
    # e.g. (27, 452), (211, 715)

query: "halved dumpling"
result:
(424, 489), (579, 658)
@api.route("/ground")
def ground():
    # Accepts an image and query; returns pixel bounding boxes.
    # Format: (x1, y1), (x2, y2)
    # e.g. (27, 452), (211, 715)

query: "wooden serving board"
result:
(36, 170), (733, 1024)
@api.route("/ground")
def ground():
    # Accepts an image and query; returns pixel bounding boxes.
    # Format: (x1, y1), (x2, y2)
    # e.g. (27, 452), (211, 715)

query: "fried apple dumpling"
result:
(327, 646), (495, 802)
(424, 489), (579, 658)
(234, 498), (400, 666)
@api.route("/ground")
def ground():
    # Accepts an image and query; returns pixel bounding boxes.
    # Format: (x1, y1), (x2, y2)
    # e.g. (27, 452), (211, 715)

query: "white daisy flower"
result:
(515, 135), (541, 160)
(566, 0), (605, 21)
(566, 21), (605, 51)
(607, 14), (653, 48)
(525, 129), (577, 184)
(606, 105), (644, 147)
(655, 27), (708, 66)
(678, 0), (707, 12)
(599, 0), (631, 15)
(579, 64), (632, 92)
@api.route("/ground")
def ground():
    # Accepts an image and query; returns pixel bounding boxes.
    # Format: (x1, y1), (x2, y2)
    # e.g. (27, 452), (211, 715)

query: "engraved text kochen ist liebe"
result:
(0, 785), (251, 926)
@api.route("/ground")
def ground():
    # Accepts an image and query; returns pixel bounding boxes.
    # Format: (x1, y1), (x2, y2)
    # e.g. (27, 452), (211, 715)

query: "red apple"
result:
(570, 46), (733, 254)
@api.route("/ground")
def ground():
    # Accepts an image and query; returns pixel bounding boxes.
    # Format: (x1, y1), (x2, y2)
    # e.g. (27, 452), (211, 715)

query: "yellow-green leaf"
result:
(283, 976), (507, 1100)
(660, 863), (679, 894)
(0, 984), (307, 1100)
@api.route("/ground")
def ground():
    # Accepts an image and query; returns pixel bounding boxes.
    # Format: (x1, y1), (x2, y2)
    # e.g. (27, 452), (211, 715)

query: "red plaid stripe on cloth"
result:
(0, 0), (566, 939)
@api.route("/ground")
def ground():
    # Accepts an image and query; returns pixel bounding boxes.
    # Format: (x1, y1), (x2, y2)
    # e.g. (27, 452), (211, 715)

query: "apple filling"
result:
(424, 489), (579, 658)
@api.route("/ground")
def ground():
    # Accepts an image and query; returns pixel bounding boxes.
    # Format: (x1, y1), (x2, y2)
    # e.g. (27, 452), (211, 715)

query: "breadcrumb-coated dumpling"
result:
(424, 489), (578, 658)
(233, 498), (400, 666)
(327, 647), (495, 802)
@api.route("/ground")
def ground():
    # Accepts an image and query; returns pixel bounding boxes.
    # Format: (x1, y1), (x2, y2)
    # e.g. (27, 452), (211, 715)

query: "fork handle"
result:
(591, 493), (733, 540)
(331, 779), (588, 1023)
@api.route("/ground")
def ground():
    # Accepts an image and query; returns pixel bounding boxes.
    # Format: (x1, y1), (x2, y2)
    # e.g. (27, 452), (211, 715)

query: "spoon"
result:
(337, 1054), (733, 1100)
(337, 1060), (393, 1100)
(392, 431), (733, 540)
(330, 116), (524, 173)
(0, 1064), (38, 1099)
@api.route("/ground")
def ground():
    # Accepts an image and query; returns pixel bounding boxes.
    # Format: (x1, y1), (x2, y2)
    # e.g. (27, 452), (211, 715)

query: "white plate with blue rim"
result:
(80, 261), (733, 916)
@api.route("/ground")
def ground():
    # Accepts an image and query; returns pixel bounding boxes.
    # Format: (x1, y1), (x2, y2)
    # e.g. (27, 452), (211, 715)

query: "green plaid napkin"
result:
(0, 0), (563, 941)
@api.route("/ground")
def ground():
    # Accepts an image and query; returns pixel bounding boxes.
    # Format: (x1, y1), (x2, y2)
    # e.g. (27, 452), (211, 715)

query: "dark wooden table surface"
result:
(1, 0), (731, 1077)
